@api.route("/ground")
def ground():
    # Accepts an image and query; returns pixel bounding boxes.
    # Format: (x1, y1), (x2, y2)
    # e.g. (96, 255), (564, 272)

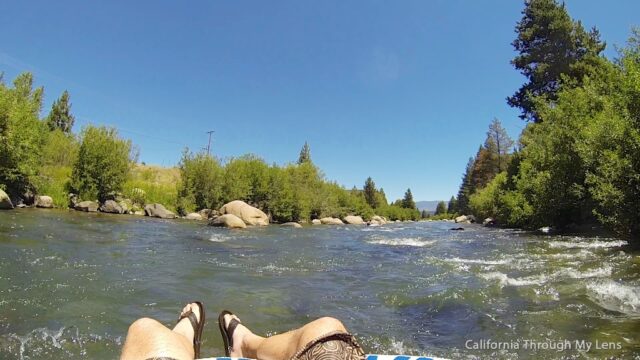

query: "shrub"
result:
(71, 126), (132, 202)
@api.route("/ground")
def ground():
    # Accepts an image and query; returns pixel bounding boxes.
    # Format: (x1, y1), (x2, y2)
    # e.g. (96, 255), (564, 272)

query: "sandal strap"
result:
(178, 309), (200, 334)
(227, 318), (241, 349)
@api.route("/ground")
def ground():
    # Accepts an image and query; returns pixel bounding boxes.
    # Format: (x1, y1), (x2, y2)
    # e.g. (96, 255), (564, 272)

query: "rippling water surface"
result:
(1, 209), (639, 359)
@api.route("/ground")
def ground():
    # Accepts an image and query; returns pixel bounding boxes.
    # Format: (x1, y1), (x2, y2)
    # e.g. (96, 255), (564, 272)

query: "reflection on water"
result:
(0, 209), (639, 359)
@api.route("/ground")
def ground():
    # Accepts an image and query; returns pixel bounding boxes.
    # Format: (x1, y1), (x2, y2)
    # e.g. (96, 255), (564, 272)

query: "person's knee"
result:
(128, 317), (159, 333)
(311, 317), (346, 333)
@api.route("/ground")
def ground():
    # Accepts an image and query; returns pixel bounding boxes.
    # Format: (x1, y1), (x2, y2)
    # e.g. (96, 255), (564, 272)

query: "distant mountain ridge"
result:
(415, 200), (444, 212)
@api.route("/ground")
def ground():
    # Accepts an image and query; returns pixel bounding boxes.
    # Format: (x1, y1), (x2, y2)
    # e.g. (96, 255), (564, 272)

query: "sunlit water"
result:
(1, 209), (639, 359)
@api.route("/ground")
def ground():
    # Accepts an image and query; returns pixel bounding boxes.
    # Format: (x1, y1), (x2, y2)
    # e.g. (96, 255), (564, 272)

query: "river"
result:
(0, 209), (639, 359)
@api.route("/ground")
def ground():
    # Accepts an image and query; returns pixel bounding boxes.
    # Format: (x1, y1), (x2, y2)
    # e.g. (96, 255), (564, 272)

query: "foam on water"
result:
(209, 234), (228, 242)
(555, 265), (612, 279)
(367, 238), (436, 247)
(445, 257), (509, 265)
(547, 249), (595, 260)
(548, 239), (628, 249)
(586, 280), (640, 315)
(480, 272), (548, 286)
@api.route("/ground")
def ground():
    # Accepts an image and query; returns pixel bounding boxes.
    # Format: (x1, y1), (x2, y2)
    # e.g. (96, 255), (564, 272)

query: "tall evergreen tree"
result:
(486, 118), (514, 172)
(297, 142), (311, 164)
(507, 0), (605, 122)
(46, 90), (75, 133)
(447, 195), (458, 214)
(470, 145), (496, 190)
(435, 201), (447, 215)
(456, 157), (475, 214)
(377, 188), (388, 207)
(363, 177), (378, 209)
(401, 188), (416, 209)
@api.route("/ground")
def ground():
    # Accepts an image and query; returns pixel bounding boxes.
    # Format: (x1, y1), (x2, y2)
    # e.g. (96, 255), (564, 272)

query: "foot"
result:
(224, 313), (252, 357)
(173, 302), (202, 342)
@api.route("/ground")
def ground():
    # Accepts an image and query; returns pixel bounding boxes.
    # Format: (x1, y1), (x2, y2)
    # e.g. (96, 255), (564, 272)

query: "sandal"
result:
(218, 310), (241, 357)
(177, 301), (206, 358)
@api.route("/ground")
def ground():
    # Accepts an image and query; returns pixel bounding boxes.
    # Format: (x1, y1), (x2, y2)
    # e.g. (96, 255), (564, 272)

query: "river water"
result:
(0, 209), (639, 359)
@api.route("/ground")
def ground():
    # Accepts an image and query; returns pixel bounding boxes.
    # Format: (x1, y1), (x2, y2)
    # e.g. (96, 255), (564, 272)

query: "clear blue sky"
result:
(1, 1), (638, 202)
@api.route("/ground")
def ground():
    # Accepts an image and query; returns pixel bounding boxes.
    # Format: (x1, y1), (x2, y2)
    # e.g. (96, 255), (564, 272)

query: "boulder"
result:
(281, 222), (302, 228)
(209, 214), (246, 229)
(455, 215), (476, 224)
(35, 195), (54, 208)
(311, 219), (322, 225)
(75, 201), (99, 212)
(198, 209), (212, 219)
(343, 215), (365, 225)
(320, 217), (344, 225)
(371, 215), (387, 225)
(483, 217), (497, 227)
(144, 203), (176, 219)
(185, 213), (204, 221)
(100, 200), (124, 214)
(68, 193), (79, 208)
(0, 189), (13, 210)
(219, 200), (268, 226)
(450, 227), (465, 231)
(133, 210), (146, 216)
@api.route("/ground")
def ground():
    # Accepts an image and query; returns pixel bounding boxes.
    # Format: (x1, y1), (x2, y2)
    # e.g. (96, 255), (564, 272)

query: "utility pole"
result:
(205, 130), (215, 155)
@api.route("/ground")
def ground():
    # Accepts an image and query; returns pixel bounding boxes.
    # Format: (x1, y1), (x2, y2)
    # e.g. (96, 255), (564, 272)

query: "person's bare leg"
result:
(224, 314), (347, 360)
(121, 303), (201, 360)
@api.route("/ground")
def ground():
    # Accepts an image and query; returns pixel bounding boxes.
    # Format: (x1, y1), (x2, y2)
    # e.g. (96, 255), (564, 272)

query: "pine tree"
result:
(486, 118), (514, 172)
(297, 142), (311, 164)
(46, 90), (75, 133)
(456, 157), (475, 214)
(401, 188), (416, 209)
(507, 0), (605, 122)
(363, 177), (378, 209)
(377, 188), (388, 207)
(421, 209), (429, 219)
(447, 195), (458, 214)
(435, 201), (447, 215)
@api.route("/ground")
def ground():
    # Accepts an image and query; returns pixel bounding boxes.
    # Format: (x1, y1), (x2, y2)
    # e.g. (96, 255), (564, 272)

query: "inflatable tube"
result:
(199, 355), (448, 360)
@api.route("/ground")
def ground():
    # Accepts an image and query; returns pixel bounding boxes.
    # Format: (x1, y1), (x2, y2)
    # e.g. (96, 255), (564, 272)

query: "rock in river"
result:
(0, 189), (13, 210)
(100, 200), (124, 214)
(209, 214), (247, 229)
(219, 200), (268, 226)
(281, 222), (302, 228)
(35, 195), (54, 208)
(75, 201), (99, 212)
(320, 217), (344, 225)
(185, 213), (204, 221)
(144, 203), (176, 219)
(343, 215), (365, 225)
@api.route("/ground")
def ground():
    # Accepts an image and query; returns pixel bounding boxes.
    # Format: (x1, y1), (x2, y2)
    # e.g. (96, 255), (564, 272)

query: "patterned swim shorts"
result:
(290, 331), (366, 360)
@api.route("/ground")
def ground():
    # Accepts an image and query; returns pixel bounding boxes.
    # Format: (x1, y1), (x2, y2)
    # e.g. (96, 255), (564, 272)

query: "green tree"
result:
(435, 201), (447, 215)
(176, 150), (223, 214)
(507, 0), (605, 122)
(46, 90), (75, 133)
(70, 126), (133, 202)
(363, 177), (379, 209)
(456, 157), (475, 214)
(297, 141), (311, 164)
(0, 72), (45, 199)
(447, 196), (458, 214)
(486, 118), (514, 172)
(401, 188), (416, 209)
(421, 209), (429, 219)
